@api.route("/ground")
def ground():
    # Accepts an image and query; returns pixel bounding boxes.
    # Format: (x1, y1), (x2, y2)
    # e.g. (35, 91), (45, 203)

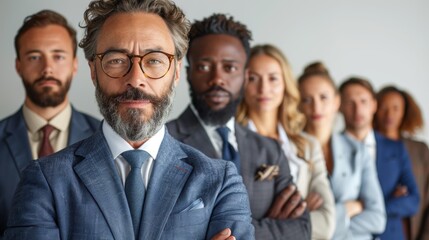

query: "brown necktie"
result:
(38, 124), (55, 158)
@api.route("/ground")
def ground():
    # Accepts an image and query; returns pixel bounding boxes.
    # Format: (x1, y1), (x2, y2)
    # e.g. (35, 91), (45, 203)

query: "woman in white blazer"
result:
(298, 62), (386, 239)
(237, 44), (335, 240)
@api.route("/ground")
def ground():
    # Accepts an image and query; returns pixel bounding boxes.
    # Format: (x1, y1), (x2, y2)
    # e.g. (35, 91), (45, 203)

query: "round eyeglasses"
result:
(95, 50), (175, 79)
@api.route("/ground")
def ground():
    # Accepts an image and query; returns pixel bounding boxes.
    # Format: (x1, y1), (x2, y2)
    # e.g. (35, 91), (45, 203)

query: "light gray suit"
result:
(330, 133), (386, 240)
(167, 106), (311, 240)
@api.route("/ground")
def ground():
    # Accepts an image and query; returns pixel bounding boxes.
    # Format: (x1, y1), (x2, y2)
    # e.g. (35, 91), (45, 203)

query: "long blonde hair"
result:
(236, 44), (307, 158)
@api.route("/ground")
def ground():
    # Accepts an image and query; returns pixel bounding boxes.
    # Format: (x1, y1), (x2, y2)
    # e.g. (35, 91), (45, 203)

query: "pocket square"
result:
(179, 198), (205, 213)
(255, 164), (279, 181)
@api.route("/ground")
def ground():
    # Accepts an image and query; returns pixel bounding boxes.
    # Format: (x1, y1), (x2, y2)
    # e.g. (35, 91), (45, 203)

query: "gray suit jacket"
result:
(0, 106), (100, 237)
(167, 106), (311, 240)
(4, 130), (254, 239)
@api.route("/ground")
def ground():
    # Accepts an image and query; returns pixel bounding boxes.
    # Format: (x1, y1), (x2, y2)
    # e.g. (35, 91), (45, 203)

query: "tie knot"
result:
(41, 124), (55, 136)
(216, 126), (230, 142)
(121, 150), (150, 169)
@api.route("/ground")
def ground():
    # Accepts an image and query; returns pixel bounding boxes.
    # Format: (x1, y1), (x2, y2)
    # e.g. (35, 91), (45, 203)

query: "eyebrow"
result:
(24, 49), (68, 55)
(197, 57), (242, 64)
(97, 47), (166, 55)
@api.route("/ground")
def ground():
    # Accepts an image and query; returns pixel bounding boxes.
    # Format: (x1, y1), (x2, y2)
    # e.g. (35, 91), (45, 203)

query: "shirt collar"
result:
(22, 104), (72, 133)
(102, 121), (165, 160)
(363, 129), (376, 146)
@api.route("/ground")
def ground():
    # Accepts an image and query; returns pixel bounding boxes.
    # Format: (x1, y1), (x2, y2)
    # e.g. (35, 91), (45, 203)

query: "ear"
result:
(88, 61), (97, 86)
(334, 94), (341, 112)
(243, 68), (249, 86)
(72, 57), (78, 78)
(372, 98), (378, 114)
(173, 60), (182, 87)
(15, 58), (22, 76)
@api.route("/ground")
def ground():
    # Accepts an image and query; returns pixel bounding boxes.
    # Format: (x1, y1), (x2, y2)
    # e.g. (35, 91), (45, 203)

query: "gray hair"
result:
(79, 0), (190, 61)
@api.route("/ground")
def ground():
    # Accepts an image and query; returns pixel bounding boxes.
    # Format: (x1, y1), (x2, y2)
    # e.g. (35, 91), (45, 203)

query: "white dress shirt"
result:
(190, 104), (237, 158)
(362, 129), (377, 162)
(102, 121), (165, 189)
(23, 104), (71, 159)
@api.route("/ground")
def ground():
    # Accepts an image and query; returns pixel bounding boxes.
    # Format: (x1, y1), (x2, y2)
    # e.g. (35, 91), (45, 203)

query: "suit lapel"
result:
(74, 131), (134, 240)
(235, 124), (253, 190)
(175, 107), (217, 158)
(5, 109), (33, 174)
(139, 133), (192, 240)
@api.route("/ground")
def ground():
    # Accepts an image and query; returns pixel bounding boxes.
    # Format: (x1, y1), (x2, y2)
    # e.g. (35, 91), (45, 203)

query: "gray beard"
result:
(95, 80), (175, 142)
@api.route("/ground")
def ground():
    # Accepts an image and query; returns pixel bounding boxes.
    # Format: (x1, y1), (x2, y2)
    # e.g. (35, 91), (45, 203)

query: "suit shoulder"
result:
(71, 108), (100, 129)
(239, 125), (280, 147)
(175, 140), (231, 172)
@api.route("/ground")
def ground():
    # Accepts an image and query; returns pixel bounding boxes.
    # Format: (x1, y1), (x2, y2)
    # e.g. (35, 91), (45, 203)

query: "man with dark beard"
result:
(167, 14), (311, 240)
(0, 10), (99, 237)
(4, 1), (254, 240)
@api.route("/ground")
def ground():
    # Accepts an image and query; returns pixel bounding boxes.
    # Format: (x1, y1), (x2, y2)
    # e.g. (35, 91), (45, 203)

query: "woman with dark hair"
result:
(374, 85), (429, 240)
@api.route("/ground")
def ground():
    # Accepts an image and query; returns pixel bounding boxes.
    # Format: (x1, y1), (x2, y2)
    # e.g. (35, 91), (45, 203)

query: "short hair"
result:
(298, 61), (337, 93)
(237, 44), (307, 157)
(187, 13), (252, 63)
(14, 10), (77, 59)
(374, 85), (424, 135)
(79, 0), (190, 61)
(339, 77), (375, 98)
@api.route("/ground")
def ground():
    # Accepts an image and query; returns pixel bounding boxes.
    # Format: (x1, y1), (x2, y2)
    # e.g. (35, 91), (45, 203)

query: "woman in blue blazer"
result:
(298, 62), (386, 239)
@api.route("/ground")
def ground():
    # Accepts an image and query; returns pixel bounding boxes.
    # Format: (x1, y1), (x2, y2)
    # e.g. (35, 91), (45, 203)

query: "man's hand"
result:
(211, 228), (235, 240)
(305, 191), (324, 211)
(266, 184), (307, 219)
(345, 200), (363, 218)
(393, 185), (408, 198)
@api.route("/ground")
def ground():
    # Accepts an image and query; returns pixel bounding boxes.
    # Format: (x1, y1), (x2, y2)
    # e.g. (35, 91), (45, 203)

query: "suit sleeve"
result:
(4, 161), (60, 240)
(206, 161), (255, 240)
(418, 141), (429, 239)
(385, 143), (420, 217)
(307, 140), (336, 239)
(349, 147), (386, 235)
(252, 149), (311, 240)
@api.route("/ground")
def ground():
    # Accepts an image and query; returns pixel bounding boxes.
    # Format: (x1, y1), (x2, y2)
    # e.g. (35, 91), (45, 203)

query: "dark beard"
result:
(23, 76), (71, 107)
(95, 80), (175, 142)
(190, 85), (242, 126)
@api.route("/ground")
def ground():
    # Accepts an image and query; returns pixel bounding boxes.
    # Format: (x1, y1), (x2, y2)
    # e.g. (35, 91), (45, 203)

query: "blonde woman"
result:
(237, 44), (335, 239)
(298, 62), (386, 239)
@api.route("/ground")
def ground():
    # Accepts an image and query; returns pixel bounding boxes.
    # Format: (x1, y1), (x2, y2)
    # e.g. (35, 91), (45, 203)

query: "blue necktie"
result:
(216, 126), (240, 173)
(121, 150), (149, 239)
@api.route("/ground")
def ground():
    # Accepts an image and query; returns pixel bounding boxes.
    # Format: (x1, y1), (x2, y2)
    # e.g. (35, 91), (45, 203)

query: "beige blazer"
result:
(289, 132), (336, 240)
(403, 137), (429, 240)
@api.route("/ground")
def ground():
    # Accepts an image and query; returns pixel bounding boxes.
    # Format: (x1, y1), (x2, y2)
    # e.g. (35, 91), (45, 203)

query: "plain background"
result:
(1, 0), (428, 143)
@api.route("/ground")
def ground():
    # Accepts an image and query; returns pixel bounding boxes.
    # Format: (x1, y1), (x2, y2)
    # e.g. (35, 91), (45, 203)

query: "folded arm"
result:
(206, 161), (255, 240)
(385, 145), (420, 217)
(4, 161), (60, 240)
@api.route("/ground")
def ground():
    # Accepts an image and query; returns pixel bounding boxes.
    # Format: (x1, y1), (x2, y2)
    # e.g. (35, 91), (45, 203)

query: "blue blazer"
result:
(0, 107), (99, 237)
(330, 133), (386, 240)
(374, 132), (420, 240)
(4, 130), (254, 240)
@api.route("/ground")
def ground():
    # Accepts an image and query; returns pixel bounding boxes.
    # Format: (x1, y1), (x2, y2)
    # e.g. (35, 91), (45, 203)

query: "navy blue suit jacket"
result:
(4, 130), (254, 239)
(374, 132), (420, 240)
(0, 107), (100, 237)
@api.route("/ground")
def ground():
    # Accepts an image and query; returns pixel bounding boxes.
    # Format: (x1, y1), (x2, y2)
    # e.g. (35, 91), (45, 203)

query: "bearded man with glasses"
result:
(4, 0), (254, 239)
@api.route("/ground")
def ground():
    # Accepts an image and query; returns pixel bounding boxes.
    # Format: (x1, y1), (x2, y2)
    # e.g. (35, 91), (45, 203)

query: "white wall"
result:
(1, 0), (428, 142)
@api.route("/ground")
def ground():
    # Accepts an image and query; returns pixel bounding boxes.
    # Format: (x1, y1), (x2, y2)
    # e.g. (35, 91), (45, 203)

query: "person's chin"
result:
(204, 100), (229, 112)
